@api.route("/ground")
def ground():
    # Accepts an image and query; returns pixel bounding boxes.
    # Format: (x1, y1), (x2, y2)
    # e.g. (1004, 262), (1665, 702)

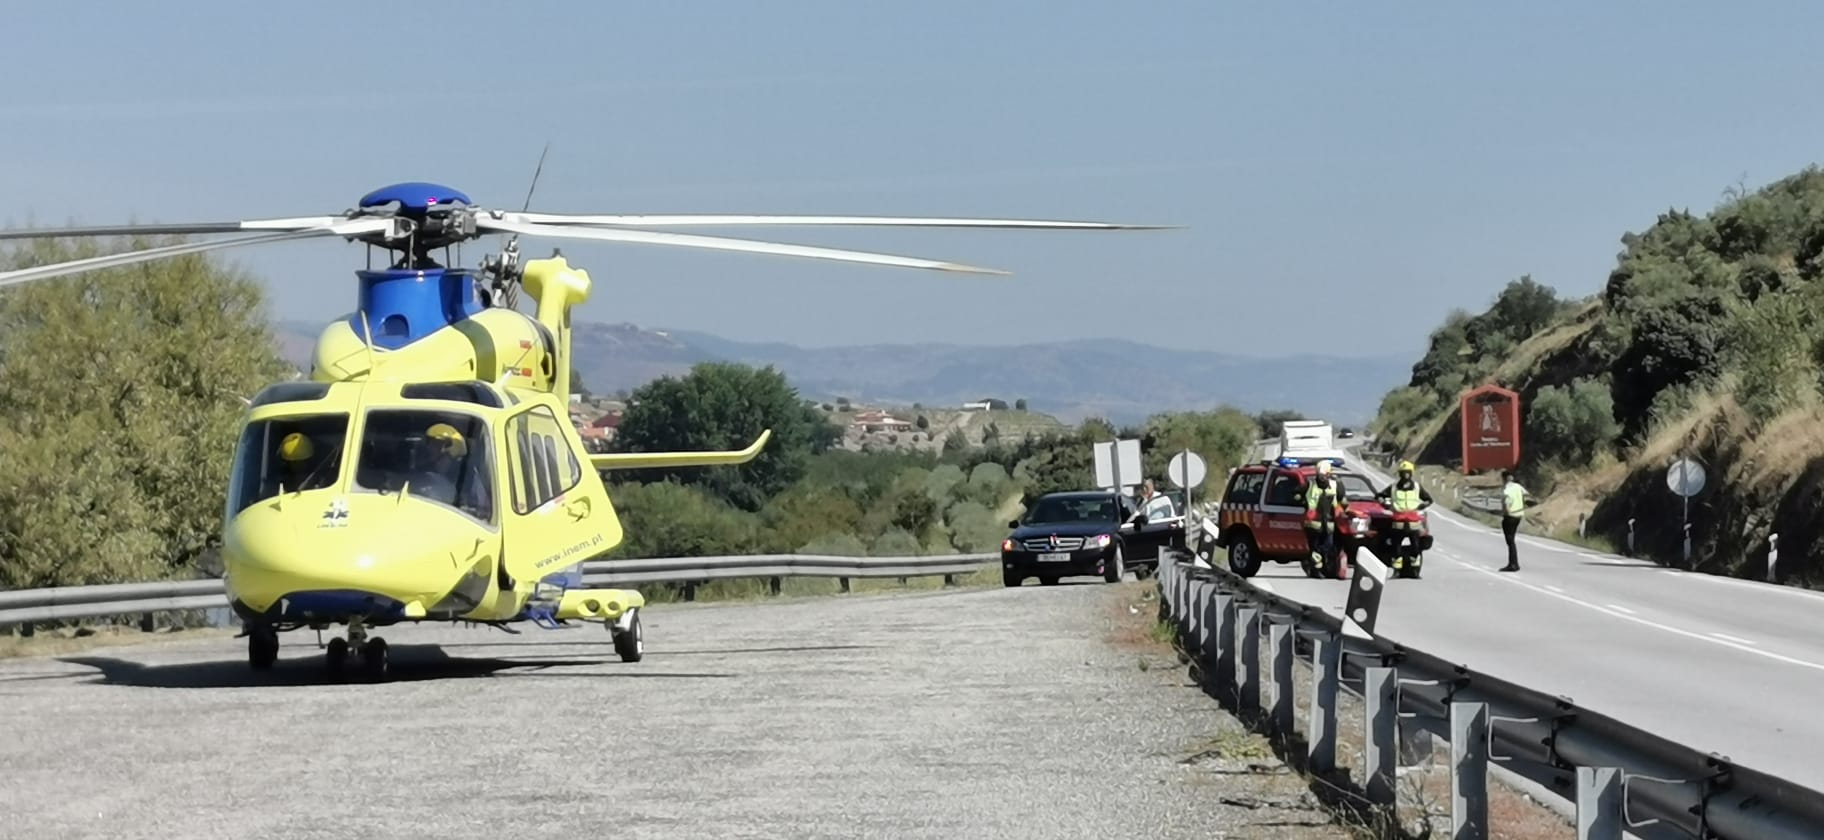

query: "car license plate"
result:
(1038, 552), (1071, 563)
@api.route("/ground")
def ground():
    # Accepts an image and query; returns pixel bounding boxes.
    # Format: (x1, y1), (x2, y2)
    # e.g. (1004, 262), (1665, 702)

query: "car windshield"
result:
(354, 408), (494, 523)
(226, 413), (351, 517)
(1338, 473), (1378, 501)
(1025, 495), (1118, 524)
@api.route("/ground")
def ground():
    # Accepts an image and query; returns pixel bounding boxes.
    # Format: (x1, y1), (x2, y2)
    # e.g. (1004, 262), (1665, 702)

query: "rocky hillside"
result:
(272, 318), (1407, 426)
(1372, 165), (1824, 586)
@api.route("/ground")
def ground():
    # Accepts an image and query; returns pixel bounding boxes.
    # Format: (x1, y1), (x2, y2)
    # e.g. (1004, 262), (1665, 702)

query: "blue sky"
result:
(4, 1), (1823, 360)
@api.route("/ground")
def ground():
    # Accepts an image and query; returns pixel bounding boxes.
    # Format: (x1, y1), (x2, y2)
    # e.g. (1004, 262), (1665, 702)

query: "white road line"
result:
(1711, 633), (1758, 646)
(1453, 562), (1824, 672)
(1605, 604), (1636, 615)
(1545, 585), (1566, 594)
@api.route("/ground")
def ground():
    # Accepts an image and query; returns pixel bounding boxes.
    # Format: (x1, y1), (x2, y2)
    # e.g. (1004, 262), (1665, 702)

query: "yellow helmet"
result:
(426, 422), (467, 457)
(279, 432), (313, 462)
(1399, 459), (1415, 473)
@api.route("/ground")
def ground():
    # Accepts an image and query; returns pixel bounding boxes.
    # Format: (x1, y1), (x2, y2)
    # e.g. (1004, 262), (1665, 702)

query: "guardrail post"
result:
(1451, 701), (1490, 840)
(942, 574), (957, 587)
(17, 622), (30, 638)
(1627, 518), (1636, 557)
(769, 577), (782, 596)
(1308, 631), (1340, 773)
(1198, 583), (1220, 673)
(682, 582), (698, 602)
(1215, 592), (1237, 706)
(1269, 620), (1293, 734)
(1364, 666), (1397, 809)
(1768, 533), (1779, 582)
(1576, 766), (1623, 840)
(1238, 606), (1261, 717)
(840, 577), (851, 593)
(139, 613), (155, 632)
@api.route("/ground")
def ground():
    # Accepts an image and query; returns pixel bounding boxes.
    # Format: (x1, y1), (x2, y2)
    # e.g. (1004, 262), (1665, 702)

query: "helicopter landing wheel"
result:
(611, 608), (644, 663)
(247, 624), (279, 670)
(360, 637), (389, 679)
(325, 637), (350, 675)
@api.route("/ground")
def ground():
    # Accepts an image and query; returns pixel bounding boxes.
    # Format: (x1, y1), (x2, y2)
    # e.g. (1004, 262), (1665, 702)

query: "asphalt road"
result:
(0, 583), (1343, 839)
(1240, 445), (1824, 792)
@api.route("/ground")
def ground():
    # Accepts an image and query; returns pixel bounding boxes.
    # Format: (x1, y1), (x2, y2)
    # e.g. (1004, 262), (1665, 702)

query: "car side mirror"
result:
(1008, 520), (1020, 529)
(1132, 515), (1148, 529)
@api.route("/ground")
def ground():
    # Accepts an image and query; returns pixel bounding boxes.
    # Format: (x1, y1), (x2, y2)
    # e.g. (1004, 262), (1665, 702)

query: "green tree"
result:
(0, 237), (292, 588)
(1525, 378), (1620, 468)
(604, 480), (760, 558)
(609, 362), (840, 511)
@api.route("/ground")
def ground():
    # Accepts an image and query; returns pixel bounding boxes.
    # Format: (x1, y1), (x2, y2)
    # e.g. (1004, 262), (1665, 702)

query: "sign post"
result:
(1667, 455), (1706, 568)
(1093, 438), (1143, 496)
(1168, 449), (1208, 513)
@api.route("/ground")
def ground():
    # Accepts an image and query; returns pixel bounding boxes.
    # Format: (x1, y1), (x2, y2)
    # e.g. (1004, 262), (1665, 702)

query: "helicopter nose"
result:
(222, 494), (494, 618)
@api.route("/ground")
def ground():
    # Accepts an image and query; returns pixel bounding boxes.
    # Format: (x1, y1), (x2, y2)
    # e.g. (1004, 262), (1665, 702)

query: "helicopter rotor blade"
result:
(474, 217), (1012, 275)
(0, 218), (396, 289)
(500, 211), (1173, 230)
(0, 216), (359, 242)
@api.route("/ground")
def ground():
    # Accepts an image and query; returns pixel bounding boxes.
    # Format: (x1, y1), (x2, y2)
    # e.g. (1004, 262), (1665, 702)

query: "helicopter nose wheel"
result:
(247, 623), (279, 670)
(326, 620), (390, 680)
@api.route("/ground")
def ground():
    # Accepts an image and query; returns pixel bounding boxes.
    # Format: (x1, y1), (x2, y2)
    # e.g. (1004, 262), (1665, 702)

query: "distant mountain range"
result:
(272, 317), (1409, 427)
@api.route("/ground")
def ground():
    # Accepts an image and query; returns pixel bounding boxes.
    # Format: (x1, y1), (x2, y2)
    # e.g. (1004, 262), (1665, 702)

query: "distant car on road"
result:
(1338, 428), (1355, 439)
(999, 490), (1178, 587)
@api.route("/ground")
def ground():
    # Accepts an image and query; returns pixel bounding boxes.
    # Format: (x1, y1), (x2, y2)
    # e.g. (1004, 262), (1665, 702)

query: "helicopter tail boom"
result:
(590, 430), (771, 471)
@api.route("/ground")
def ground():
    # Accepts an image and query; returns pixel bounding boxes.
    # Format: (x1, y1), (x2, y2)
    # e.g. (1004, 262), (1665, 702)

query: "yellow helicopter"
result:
(0, 180), (1167, 679)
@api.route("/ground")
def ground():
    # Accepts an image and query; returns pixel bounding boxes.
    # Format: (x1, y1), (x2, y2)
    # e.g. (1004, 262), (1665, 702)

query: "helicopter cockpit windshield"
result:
(353, 409), (493, 524)
(226, 414), (350, 517)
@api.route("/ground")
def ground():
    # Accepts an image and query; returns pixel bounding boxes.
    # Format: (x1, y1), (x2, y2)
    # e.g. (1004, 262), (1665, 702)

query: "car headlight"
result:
(1001, 538), (1015, 551)
(1351, 516), (1369, 532)
(1089, 533), (1112, 549)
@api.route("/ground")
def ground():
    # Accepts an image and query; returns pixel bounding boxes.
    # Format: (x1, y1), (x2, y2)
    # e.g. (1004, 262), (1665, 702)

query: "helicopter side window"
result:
(226, 413), (350, 516)
(352, 408), (494, 524)
(506, 405), (582, 515)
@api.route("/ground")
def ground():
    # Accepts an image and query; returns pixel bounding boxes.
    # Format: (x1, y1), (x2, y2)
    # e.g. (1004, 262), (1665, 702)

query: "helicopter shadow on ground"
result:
(56, 646), (738, 689)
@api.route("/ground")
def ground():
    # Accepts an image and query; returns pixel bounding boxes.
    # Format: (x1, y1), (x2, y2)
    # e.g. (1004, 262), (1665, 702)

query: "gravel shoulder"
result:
(0, 578), (1350, 839)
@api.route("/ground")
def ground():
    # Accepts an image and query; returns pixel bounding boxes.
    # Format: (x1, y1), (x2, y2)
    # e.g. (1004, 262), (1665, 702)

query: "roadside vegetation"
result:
(1371, 165), (1824, 585)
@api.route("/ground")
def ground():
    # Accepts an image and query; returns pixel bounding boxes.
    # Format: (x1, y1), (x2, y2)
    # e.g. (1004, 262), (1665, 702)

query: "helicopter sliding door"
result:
(498, 401), (615, 589)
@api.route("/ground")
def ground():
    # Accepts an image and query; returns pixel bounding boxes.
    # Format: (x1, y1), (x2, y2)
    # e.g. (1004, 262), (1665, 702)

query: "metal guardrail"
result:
(1155, 551), (1824, 839)
(0, 552), (997, 630)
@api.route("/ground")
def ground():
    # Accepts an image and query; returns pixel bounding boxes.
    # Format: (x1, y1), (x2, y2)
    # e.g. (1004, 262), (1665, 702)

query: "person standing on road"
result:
(1375, 460), (1432, 577)
(1500, 469), (1532, 572)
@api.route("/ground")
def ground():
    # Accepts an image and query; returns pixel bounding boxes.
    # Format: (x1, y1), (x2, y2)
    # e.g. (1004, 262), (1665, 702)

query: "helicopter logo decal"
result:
(319, 497), (349, 528)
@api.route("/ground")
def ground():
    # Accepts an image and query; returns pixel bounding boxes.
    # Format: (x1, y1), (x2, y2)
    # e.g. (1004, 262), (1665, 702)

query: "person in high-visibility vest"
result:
(1375, 459), (1433, 578)
(1304, 460), (1347, 574)
(1500, 469), (1532, 572)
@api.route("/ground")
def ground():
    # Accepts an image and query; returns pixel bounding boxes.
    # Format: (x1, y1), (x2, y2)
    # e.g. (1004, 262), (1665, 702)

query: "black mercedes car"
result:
(1000, 490), (1178, 587)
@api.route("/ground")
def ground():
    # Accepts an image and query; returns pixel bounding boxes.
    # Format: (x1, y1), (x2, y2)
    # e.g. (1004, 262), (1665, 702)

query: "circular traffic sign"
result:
(1168, 450), (1207, 489)
(1666, 457), (1706, 497)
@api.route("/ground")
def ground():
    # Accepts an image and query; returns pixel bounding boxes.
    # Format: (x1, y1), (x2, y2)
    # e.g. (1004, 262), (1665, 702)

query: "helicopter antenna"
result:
(358, 310), (378, 377)
(486, 142), (550, 311)
(522, 142), (550, 212)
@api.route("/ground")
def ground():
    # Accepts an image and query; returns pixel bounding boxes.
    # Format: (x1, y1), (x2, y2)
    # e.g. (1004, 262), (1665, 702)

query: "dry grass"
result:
(1101, 580), (1354, 838)
(1, 623), (233, 659)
